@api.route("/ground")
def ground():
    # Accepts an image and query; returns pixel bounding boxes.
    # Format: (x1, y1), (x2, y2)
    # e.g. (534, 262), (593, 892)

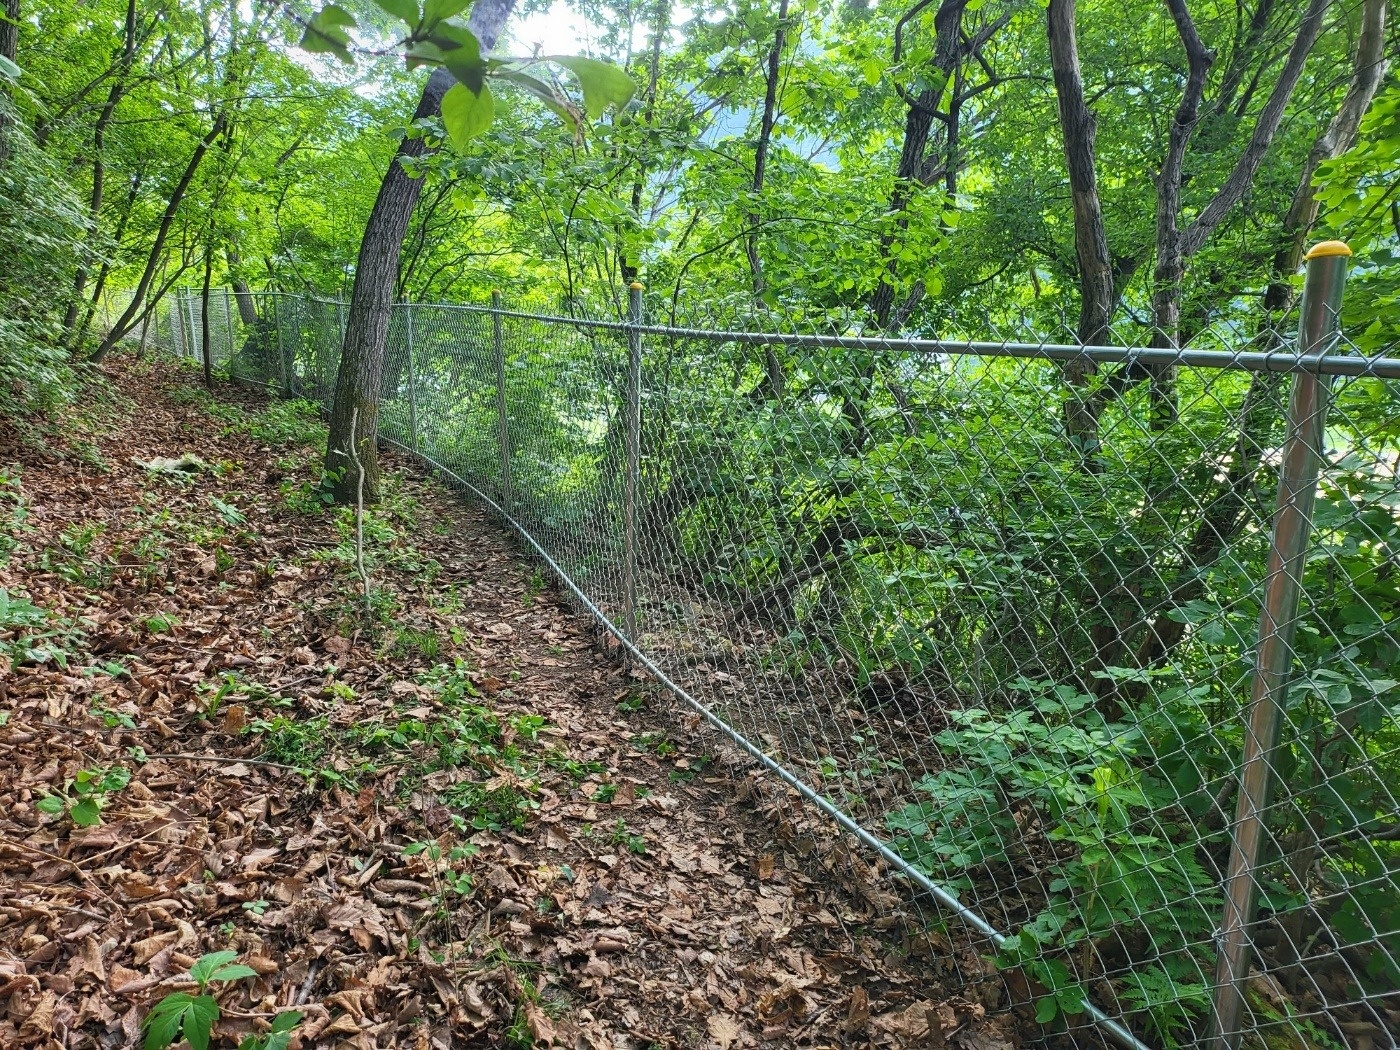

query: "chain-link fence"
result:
(144, 248), (1400, 1050)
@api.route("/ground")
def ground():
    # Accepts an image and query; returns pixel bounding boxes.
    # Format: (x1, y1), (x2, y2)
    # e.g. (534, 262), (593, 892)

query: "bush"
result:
(0, 97), (91, 417)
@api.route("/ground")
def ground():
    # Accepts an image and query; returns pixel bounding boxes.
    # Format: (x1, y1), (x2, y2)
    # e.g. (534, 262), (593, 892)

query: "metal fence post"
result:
(405, 303), (420, 452)
(491, 291), (513, 513)
(274, 295), (290, 397)
(185, 291), (199, 362)
(622, 282), (643, 646)
(223, 287), (235, 362)
(1209, 240), (1351, 1050)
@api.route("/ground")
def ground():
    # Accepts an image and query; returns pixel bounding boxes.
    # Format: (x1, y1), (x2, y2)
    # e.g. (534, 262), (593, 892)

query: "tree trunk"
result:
(1263, 0), (1386, 316)
(324, 0), (515, 503)
(745, 0), (789, 398)
(64, 0), (137, 341)
(0, 0), (18, 167)
(1121, 0), (1383, 677)
(226, 246), (261, 324)
(867, 0), (968, 330)
(0, 0), (16, 64)
(92, 112), (226, 360)
(1046, 0), (1115, 455)
(620, 0), (669, 286)
(1150, 0), (1331, 425)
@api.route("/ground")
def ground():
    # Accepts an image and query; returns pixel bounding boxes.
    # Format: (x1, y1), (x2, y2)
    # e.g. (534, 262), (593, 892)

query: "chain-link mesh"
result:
(143, 284), (1399, 1050)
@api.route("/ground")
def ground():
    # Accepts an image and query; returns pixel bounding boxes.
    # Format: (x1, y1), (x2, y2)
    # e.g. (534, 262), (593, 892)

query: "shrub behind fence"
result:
(149, 249), (1399, 1050)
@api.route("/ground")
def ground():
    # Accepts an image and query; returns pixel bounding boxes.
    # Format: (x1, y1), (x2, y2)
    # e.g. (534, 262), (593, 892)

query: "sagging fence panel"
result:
(141, 247), (1399, 1050)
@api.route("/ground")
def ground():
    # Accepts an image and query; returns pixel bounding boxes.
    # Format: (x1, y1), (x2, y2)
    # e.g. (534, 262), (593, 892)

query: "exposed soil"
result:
(0, 357), (1038, 1050)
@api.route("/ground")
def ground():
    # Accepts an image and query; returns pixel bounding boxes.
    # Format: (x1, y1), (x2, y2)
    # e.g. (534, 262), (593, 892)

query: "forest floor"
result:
(0, 356), (1028, 1050)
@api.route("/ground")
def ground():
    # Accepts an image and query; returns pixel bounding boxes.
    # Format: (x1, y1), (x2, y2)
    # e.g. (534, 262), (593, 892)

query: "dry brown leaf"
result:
(19, 990), (56, 1036)
(707, 1014), (743, 1050)
(952, 1020), (1016, 1050)
(130, 931), (178, 966)
(846, 986), (870, 1031)
(523, 1001), (558, 1045)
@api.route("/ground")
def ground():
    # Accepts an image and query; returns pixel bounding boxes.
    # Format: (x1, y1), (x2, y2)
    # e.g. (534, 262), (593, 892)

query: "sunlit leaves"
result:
(298, 5), (636, 148)
(370, 0), (419, 24)
(300, 4), (357, 63)
(442, 81), (494, 148)
(143, 993), (219, 1050)
(422, 0), (471, 22)
(545, 56), (636, 121)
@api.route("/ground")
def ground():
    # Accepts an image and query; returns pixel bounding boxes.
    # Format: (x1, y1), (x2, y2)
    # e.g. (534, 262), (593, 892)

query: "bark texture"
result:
(868, 0), (968, 330)
(746, 0), (789, 398)
(1046, 0), (1114, 452)
(0, 0), (20, 166)
(325, 0), (515, 503)
(1147, 0), (1331, 424)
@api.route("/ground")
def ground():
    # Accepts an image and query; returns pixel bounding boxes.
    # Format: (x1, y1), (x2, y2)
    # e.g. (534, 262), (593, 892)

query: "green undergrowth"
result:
(239, 658), (615, 836)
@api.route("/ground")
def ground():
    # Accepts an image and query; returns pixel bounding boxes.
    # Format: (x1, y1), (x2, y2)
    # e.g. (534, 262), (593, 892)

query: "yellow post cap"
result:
(629, 282), (644, 290)
(1304, 240), (1352, 260)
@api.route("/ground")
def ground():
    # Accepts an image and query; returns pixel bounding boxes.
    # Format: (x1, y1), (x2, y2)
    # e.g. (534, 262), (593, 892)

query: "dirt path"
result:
(0, 358), (1025, 1050)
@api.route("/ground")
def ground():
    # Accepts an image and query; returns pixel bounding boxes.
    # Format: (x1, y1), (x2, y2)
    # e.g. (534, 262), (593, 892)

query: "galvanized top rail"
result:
(273, 292), (1400, 380)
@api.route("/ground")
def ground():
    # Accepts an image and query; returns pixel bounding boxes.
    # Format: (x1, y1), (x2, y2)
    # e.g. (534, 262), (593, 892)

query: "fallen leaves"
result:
(0, 358), (1032, 1050)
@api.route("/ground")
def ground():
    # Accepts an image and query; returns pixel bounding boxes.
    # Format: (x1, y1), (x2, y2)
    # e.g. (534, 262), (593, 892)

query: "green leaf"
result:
(422, 0), (470, 23)
(547, 56), (635, 120)
(300, 5), (357, 63)
(181, 994), (220, 1050)
(143, 993), (193, 1050)
(269, 1011), (303, 1034)
(239, 1010), (303, 1050)
(492, 69), (579, 130)
(0, 55), (20, 81)
(36, 795), (64, 815)
(188, 951), (241, 987)
(370, 0), (418, 25)
(1034, 995), (1059, 1024)
(441, 81), (494, 149)
(431, 23), (484, 94)
(70, 798), (102, 826)
(208, 962), (260, 984)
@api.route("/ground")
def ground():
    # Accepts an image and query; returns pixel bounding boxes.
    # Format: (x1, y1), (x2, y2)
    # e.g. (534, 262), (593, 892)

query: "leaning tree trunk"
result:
(324, 0), (516, 504)
(867, 0), (969, 331)
(1046, 0), (1115, 456)
(92, 112), (226, 360)
(1148, 0), (1331, 426)
(745, 0), (789, 399)
(1126, 0), (1388, 673)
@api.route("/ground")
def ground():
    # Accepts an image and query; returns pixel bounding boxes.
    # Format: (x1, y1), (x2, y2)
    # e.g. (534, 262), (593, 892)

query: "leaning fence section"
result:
(148, 256), (1400, 1050)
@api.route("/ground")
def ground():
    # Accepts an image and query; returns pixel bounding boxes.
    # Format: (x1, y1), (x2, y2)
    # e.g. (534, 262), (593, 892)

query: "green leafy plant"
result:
(299, 1), (636, 148)
(0, 586), (46, 632)
(144, 611), (179, 634)
(209, 496), (246, 525)
(609, 819), (647, 855)
(244, 714), (331, 767)
(90, 703), (137, 729)
(142, 951), (268, 1050)
(37, 766), (131, 827)
(510, 713), (546, 741)
(196, 673), (244, 720)
(237, 1010), (303, 1050)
